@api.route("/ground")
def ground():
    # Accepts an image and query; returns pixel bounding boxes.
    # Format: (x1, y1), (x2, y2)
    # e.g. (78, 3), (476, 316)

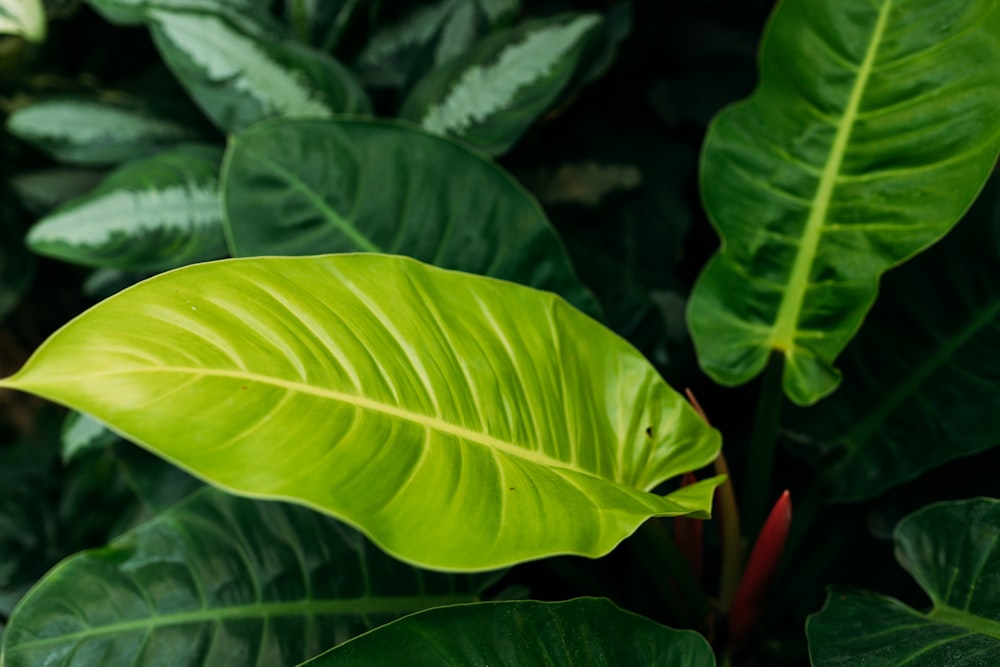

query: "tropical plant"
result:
(0, 0), (998, 665)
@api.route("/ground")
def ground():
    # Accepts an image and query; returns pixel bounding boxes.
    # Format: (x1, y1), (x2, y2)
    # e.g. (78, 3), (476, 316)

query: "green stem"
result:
(633, 520), (710, 624)
(716, 451), (744, 611)
(743, 353), (786, 538)
(321, 0), (364, 53)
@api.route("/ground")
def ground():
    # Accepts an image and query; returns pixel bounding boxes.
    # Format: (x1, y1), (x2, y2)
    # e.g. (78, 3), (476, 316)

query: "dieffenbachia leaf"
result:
(148, 7), (371, 133)
(5, 98), (202, 166)
(222, 117), (600, 317)
(26, 144), (227, 271)
(808, 498), (1000, 665)
(0, 487), (500, 667)
(302, 598), (716, 666)
(399, 11), (607, 155)
(0, 254), (723, 571)
(786, 177), (1000, 502)
(0, 0), (45, 42)
(84, 0), (277, 33)
(355, 0), (519, 88)
(687, 0), (1000, 405)
(10, 168), (105, 214)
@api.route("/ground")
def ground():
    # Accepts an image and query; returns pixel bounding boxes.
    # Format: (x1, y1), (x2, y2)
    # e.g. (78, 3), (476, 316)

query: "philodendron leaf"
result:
(26, 144), (228, 271)
(302, 598), (716, 666)
(808, 498), (1000, 665)
(148, 8), (371, 133)
(786, 177), (1000, 502)
(222, 117), (599, 316)
(1, 488), (500, 667)
(6, 98), (202, 166)
(0, 0), (46, 42)
(0, 254), (723, 571)
(400, 12), (606, 155)
(687, 0), (1000, 405)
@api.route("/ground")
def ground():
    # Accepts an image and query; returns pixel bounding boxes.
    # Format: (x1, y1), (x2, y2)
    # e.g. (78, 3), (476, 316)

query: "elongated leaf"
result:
(6, 98), (202, 166)
(808, 498), (1000, 665)
(786, 177), (1000, 501)
(1, 488), (500, 667)
(26, 144), (227, 271)
(222, 117), (599, 316)
(687, 0), (1000, 405)
(0, 254), (722, 571)
(10, 168), (105, 213)
(85, 0), (276, 30)
(303, 598), (716, 666)
(355, 0), (519, 88)
(149, 8), (371, 133)
(400, 12), (606, 155)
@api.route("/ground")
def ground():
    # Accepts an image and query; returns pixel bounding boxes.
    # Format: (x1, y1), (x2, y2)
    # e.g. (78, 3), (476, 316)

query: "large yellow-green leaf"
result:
(1, 488), (499, 667)
(808, 499), (1000, 665)
(222, 117), (599, 316)
(687, 0), (1000, 405)
(303, 598), (716, 666)
(0, 254), (722, 571)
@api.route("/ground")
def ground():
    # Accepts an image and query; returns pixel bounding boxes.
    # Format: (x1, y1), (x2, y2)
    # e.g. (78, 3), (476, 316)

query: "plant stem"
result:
(634, 520), (710, 624)
(743, 353), (786, 538)
(715, 451), (744, 611)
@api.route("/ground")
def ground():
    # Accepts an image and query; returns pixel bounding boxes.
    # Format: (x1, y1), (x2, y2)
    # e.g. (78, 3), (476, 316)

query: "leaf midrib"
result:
(768, 0), (893, 352)
(930, 604), (1000, 641)
(29, 366), (592, 476)
(12, 593), (476, 648)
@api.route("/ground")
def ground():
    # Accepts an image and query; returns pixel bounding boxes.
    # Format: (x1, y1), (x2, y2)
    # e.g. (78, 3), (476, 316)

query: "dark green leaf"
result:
(1, 488), (500, 667)
(786, 177), (1000, 501)
(808, 498), (1000, 666)
(26, 144), (228, 271)
(302, 598), (716, 666)
(222, 116), (600, 316)
(10, 169), (105, 214)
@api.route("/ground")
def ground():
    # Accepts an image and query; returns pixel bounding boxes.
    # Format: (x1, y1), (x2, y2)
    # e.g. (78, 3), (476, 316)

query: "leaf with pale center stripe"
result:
(0, 254), (722, 571)
(148, 8), (371, 133)
(26, 144), (227, 271)
(399, 12), (606, 155)
(6, 98), (202, 166)
(687, 0), (1000, 405)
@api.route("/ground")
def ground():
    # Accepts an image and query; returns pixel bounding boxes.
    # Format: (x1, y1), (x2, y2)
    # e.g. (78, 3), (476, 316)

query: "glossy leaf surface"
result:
(303, 598), (716, 666)
(6, 98), (201, 166)
(85, 0), (275, 29)
(26, 144), (227, 271)
(222, 117), (598, 316)
(0, 0), (45, 42)
(148, 8), (371, 133)
(787, 177), (1000, 501)
(808, 498), (1000, 665)
(0, 254), (722, 571)
(400, 12), (606, 155)
(687, 0), (1000, 405)
(1, 488), (499, 667)
(61, 411), (118, 462)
